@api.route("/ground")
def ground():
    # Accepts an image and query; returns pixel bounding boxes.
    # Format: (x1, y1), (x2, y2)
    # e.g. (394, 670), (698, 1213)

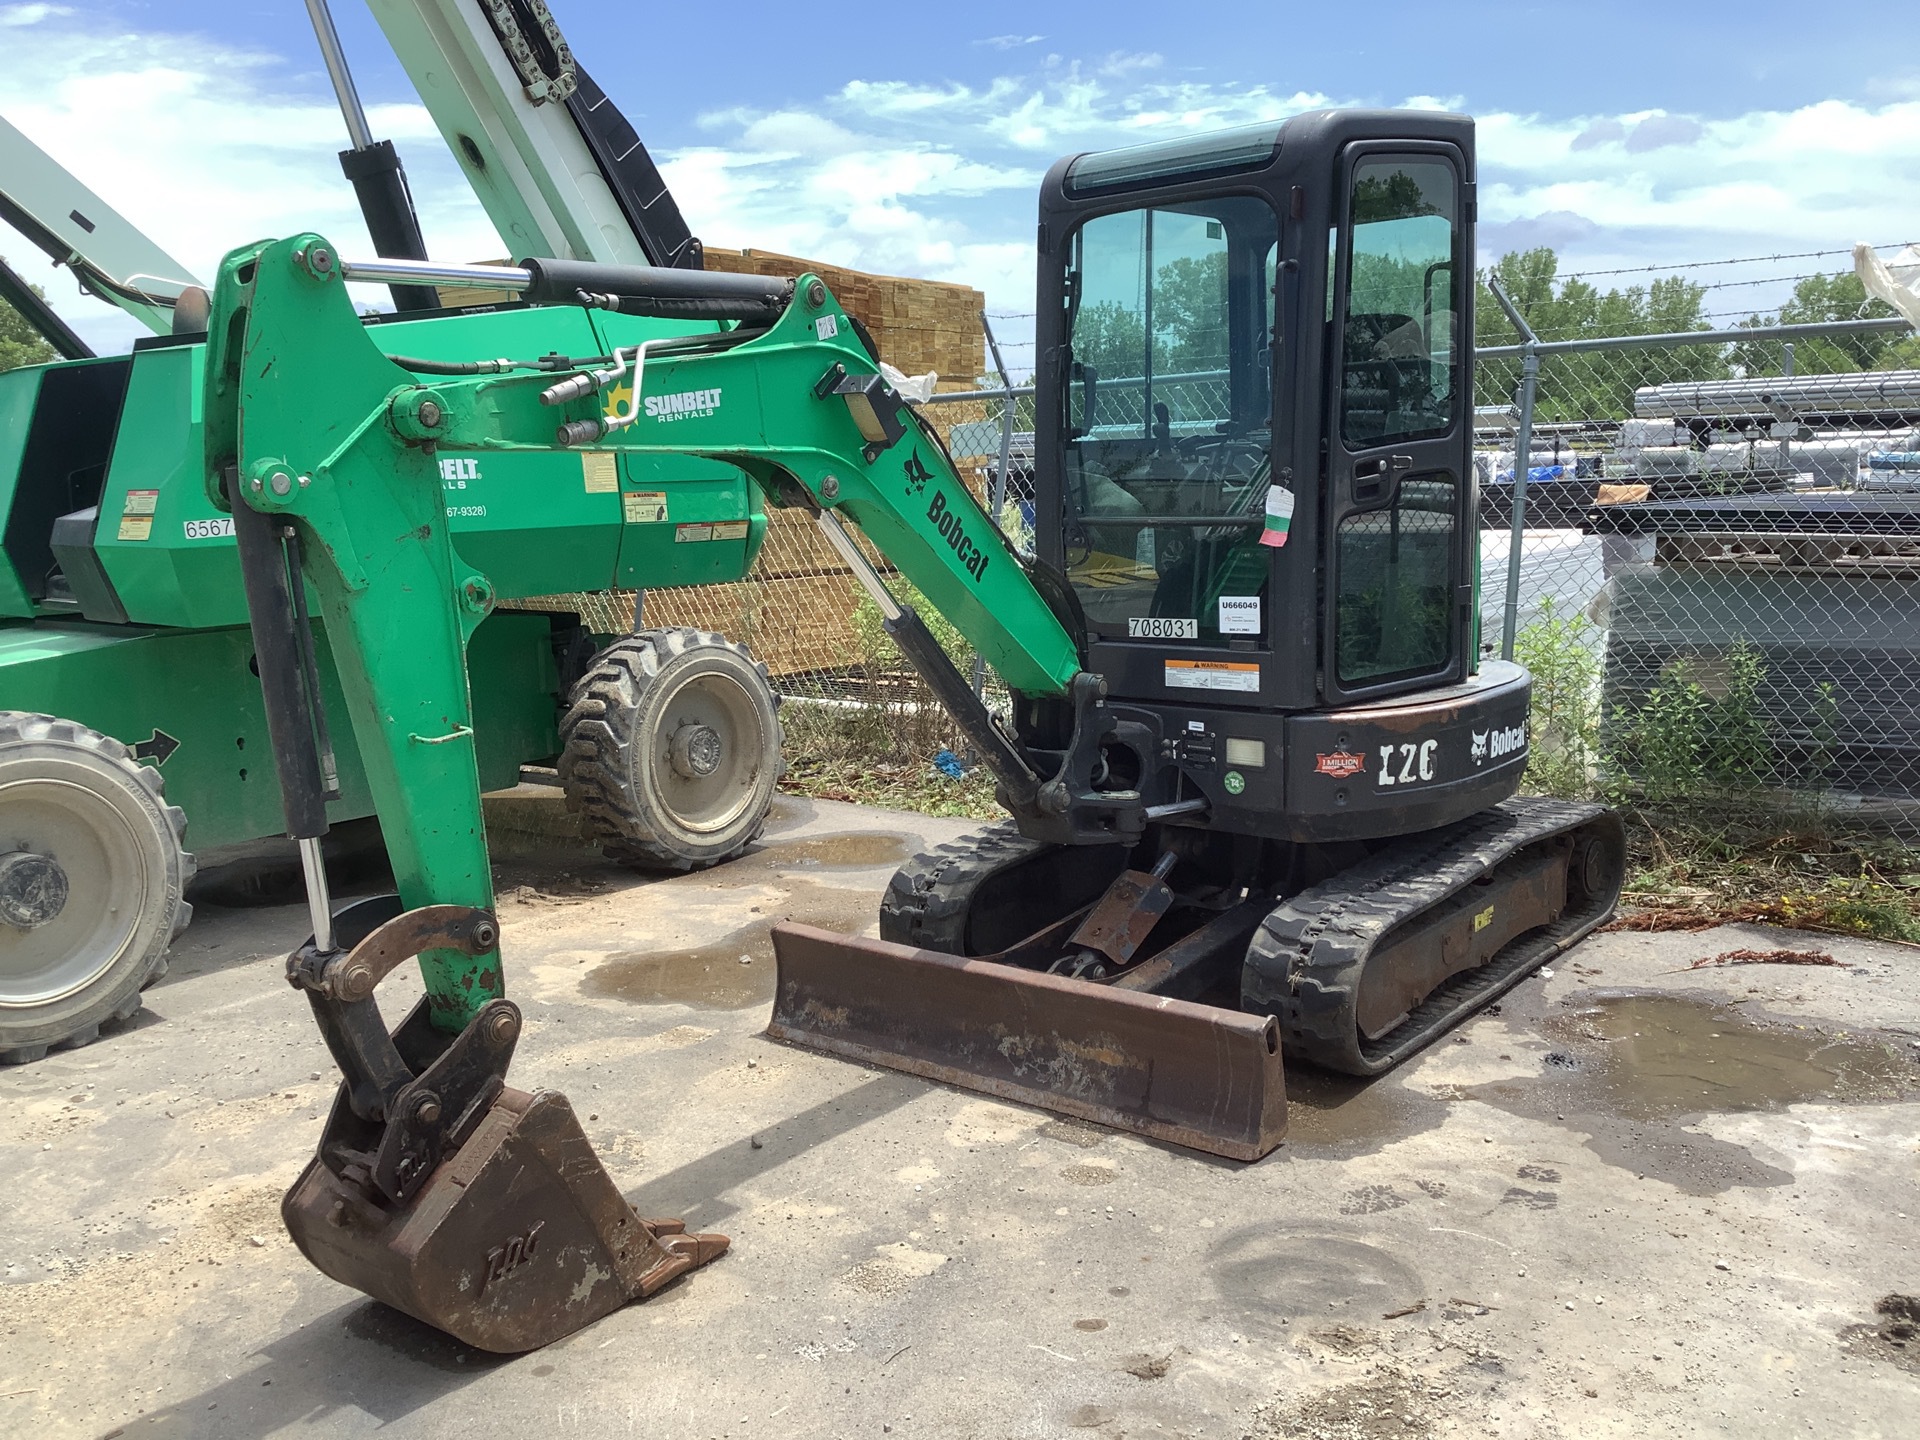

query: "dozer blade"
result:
(284, 1084), (728, 1353)
(768, 922), (1287, 1161)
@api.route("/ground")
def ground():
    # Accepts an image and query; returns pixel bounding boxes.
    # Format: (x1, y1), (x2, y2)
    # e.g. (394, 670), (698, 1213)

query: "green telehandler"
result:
(211, 108), (1623, 1353)
(0, 1), (789, 1063)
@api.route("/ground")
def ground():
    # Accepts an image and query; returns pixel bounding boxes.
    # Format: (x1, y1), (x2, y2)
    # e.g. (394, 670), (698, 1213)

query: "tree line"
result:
(1476, 247), (1920, 423)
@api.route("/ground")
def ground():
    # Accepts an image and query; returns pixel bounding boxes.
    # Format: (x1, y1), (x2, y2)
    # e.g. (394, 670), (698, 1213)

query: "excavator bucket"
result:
(767, 922), (1287, 1161)
(275, 898), (729, 1353)
(284, 1084), (727, 1353)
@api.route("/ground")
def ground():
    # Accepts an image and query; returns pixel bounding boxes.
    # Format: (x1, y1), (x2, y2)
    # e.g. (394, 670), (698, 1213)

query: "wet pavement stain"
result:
(1471, 991), (1920, 1194)
(749, 833), (911, 871)
(1211, 1227), (1424, 1335)
(1281, 1069), (1447, 1156)
(581, 880), (884, 1010)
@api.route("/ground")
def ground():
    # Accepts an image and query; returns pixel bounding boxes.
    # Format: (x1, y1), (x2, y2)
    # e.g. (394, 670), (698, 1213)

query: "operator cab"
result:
(1037, 110), (1474, 709)
(1030, 112), (1519, 842)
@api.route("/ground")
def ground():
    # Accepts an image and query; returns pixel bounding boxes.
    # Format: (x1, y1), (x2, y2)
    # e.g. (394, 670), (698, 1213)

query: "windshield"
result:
(1062, 195), (1279, 646)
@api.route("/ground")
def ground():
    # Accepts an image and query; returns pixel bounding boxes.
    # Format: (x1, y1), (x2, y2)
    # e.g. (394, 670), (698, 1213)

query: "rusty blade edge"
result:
(765, 922), (1286, 1163)
(764, 1020), (1271, 1161)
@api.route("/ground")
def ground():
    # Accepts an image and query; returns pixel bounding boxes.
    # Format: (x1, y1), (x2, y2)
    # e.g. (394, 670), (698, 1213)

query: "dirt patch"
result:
(1060, 1164), (1117, 1186)
(1500, 1188), (1558, 1210)
(1842, 1293), (1920, 1374)
(1251, 1366), (1438, 1439)
(1121, 1352), (1171, 1380)
(1040, 1119), (1109, 1149)
(1339, 1186), (1408, 1216)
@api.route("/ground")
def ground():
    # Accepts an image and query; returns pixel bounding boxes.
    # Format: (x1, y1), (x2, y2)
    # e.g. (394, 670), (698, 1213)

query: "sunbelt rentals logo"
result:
(644, 387), (723, 422)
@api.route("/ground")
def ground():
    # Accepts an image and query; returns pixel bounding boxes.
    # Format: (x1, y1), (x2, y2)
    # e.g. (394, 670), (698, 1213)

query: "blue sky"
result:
(5, 1), (1918, 360)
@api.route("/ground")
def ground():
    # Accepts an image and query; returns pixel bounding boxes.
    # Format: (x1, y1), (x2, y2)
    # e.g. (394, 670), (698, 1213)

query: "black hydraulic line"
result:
(283, 529), (341, 802)
(882, 605), (1041, 811)
(228, 472), (331, 839)
(0, 252), (92, 358)
(338, 141), (438, 314)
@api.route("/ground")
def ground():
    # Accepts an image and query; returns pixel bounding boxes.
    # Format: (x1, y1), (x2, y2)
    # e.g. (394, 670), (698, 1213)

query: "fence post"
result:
(1487, 277), (1539, 662)
(971, 311), (1018, 697)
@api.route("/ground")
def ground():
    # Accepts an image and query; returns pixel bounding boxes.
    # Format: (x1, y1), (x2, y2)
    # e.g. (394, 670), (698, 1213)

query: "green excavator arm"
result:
(204, 233), (1081, 1032)
(201, 235), (1101, 1351)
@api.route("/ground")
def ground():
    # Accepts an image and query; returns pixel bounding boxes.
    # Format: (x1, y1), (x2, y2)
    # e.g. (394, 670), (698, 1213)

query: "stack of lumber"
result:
(500, 249), (987, 679)
(701, 247), (983, 384)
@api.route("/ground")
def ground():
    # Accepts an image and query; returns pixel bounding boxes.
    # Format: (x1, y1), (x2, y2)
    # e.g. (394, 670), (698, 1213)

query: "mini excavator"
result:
(212, 107), (1621, 1351)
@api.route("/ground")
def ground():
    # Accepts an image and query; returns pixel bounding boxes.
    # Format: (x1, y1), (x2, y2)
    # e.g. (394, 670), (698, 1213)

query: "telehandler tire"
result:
(0, 711), (194, 1063)
(557, 630), (782, 872)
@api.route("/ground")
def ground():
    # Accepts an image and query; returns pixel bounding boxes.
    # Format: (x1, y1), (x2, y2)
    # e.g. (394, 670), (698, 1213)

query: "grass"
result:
(775, 693), (1002, 820)
(779, 755), (1002, 820)
(1613, 815), (1920, 944)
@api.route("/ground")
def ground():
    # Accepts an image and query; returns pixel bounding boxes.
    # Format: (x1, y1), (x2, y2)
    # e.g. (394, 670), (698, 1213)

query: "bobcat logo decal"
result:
(903, 450), (932, 497)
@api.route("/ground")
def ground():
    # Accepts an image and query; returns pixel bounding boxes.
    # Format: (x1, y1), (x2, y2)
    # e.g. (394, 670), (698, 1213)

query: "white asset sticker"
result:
(183, 517), (236, 540)
(815, 314), (840, 341)
(581, 451), (619, 493)
(1129, 617), (1198, 640)
(1217, 596), (1261, 634)
(623, 491), (668, 523)
(1164, 659), (1260, 693)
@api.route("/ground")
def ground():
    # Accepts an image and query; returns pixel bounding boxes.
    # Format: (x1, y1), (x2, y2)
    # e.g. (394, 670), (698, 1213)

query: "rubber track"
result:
(0, 710), (194, 1063)
(1245, 796), (1624, 1076)
(877, 821), (1051, 951)
(556, 629), (780, 872)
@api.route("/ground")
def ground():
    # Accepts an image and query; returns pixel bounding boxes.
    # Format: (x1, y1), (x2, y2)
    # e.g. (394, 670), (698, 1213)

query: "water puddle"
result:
(581, 880), (883, 1010)
(1539, 993), (1914, 1118)
(1468, 991), (1919, 1193)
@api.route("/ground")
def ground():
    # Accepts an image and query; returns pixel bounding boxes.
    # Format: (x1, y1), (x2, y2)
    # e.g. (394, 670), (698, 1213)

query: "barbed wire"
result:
(1557, 242), (1914, 282)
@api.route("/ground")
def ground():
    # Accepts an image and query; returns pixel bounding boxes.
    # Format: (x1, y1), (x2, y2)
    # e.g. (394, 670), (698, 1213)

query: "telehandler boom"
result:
(215, 109), (1622, 1352)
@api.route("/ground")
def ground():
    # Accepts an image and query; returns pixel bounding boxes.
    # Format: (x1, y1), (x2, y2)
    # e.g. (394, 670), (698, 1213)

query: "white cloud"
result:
(1, 7), (1911, 359)
(0, 17), (497, 351)
(0, 4), (69, 26)
(977, 35), (1045, 51)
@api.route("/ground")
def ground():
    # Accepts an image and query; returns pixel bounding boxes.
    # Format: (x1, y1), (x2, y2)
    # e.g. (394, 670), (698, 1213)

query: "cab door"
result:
(1321, 147), (1473, 705)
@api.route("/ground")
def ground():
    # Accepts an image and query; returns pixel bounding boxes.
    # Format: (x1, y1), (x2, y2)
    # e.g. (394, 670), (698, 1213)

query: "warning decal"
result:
(1164, 659), (1260, 694)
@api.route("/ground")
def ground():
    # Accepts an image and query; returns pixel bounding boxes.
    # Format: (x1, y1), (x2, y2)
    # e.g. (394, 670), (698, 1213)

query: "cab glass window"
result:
(1061, 196), (1278, 645)
(1339, 157), (1458, 447)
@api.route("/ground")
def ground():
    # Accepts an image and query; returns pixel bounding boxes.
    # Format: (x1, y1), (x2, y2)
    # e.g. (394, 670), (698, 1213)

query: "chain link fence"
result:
(556, 279), (1920, 844)
(1479, 304), (1920, 840)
